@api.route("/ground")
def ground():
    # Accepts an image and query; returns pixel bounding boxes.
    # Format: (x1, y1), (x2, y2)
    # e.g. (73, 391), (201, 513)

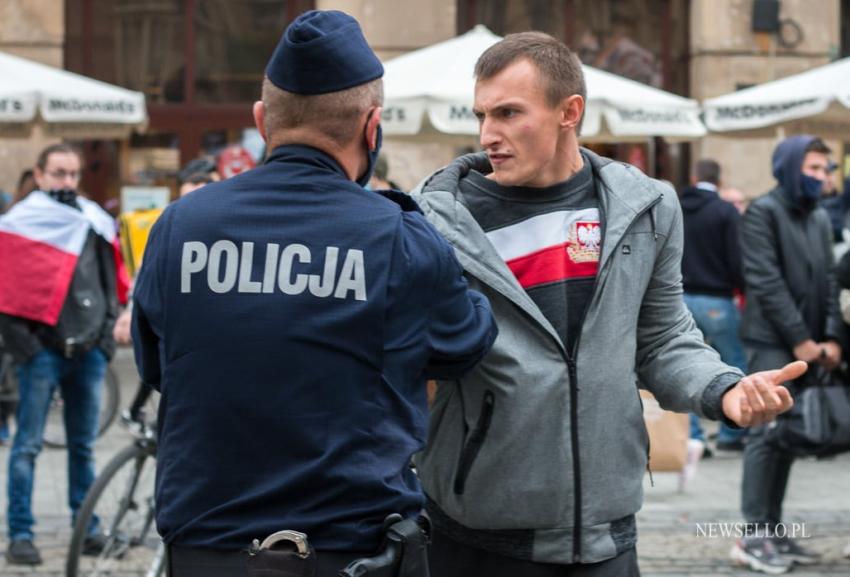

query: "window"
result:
(66, 0), (186, 103)
(194, 0), (312, 103)
(66, 0), (314, 104)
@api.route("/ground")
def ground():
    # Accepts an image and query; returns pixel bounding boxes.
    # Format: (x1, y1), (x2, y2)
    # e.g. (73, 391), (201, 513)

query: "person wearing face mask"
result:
(131, 10), (496, 577)
(731, 136), (844, 574)
(0, 143), (119, 565)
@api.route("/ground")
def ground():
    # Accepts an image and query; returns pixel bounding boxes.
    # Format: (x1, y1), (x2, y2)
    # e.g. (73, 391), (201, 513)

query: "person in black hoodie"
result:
(681, 159), (749, 459)
(731, 136), (843, 574)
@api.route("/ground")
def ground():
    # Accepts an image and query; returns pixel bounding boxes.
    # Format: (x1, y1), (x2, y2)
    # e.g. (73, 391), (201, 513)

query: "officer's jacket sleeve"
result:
(400, 211), (498, 379)
(131, 209), (171, 391)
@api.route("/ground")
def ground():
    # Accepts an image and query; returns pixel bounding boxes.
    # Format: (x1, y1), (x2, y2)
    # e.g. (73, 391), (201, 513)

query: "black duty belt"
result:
(169, 515), (430, 577)
(168, 543), (363, 577)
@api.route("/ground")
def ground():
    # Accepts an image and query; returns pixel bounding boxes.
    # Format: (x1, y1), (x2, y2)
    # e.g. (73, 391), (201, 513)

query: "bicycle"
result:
(66, 404), (162, 577)
(0, 350), (121, 448)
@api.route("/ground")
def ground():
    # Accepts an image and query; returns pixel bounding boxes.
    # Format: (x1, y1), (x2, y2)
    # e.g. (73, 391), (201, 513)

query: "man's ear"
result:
(253, 101), (268, 142)
(560, 95), (585, 131)
(366, 106), (383, 151)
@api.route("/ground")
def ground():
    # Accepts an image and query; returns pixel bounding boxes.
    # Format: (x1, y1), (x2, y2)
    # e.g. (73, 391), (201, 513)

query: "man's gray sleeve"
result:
(635, 197), (743, 419)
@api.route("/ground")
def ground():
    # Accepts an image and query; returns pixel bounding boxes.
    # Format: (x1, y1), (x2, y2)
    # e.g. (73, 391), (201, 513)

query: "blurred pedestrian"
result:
(11, 169), (36, 207)
(0, 144), (118, 565)
(680, 159), (749, 464)
(818, 160), (848, 243)
(733, 136), (842, 574)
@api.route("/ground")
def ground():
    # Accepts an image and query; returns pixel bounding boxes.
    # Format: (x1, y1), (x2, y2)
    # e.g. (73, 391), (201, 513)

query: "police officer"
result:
(131, 10), (497, 577)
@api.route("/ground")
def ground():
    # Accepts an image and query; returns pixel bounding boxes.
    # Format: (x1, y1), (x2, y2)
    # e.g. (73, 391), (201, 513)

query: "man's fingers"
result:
(775, 385), (794, 411)
(773, 360), (808, 384)
(741, 378), (767, 415)
(738, 396), (752, 427)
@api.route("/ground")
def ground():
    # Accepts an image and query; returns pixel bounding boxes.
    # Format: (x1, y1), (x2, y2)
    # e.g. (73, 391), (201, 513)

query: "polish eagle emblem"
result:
(567, 221), (601, 263)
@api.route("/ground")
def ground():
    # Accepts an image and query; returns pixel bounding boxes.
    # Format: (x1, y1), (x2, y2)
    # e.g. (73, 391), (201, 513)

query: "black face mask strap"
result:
(355, 109), (382, 188)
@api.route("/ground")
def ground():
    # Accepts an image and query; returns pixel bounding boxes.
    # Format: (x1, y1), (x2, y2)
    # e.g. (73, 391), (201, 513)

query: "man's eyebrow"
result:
(473, 101), (524, 116)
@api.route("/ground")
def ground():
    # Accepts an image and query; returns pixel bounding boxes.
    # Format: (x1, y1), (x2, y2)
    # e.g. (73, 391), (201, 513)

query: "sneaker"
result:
(772, 536), (820, 565)
(5, 539), (42, 565)
(82, 533), (109, 556)
(843, 541), (850, 558)
(678, 439), (704, 492)
(730, 538), (792, 574)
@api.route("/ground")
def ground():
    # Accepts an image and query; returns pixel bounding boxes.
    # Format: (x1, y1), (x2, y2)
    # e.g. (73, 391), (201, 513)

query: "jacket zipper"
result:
(567, 193), (663, 562)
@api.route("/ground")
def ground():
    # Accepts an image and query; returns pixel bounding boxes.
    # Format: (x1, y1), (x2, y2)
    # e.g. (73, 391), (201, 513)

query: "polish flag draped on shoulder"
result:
(0, 191), (129, 326)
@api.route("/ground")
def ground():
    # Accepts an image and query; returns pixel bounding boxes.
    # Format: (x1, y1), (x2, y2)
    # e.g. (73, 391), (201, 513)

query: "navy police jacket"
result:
(132, 145), (497, 552)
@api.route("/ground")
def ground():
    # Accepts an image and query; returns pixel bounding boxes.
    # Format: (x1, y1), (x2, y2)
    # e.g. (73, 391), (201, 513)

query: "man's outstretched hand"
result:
(721, 361), (807, 427)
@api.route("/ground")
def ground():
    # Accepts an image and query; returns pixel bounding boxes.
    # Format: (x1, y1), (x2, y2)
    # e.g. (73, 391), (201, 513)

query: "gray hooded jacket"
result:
(410, 149), (743, 564)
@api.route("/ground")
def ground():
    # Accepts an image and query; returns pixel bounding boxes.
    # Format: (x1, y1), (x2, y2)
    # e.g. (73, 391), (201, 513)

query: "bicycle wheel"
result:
(44, 366), (121, 448)
(66, 441), (159, 577)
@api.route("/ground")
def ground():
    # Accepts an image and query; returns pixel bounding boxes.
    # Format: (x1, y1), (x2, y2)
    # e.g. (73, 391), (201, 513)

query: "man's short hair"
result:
(474, 31), (587, 133)
(261, 77), (383, 146)
(805, 137), (831, 155)
(695, 159), (721, 185)
(36, 143), (82, 170)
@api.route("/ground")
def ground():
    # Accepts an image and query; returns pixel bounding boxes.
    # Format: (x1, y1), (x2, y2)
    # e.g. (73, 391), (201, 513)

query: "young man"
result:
(410, 32), (801, 576)
(132, 10), (496, 577)
(680, 159), (748, 454)
(0, 144), (118, 565)
(733, 136), (843, 574)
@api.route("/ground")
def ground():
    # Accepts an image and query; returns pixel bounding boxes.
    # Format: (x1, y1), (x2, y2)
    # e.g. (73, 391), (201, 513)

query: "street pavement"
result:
(1, 348), (849, 576)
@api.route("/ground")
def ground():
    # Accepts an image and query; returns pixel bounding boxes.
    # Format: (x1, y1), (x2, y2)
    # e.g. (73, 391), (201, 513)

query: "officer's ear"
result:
(365, 106), (382, 151)
(253, 101), (268, 142)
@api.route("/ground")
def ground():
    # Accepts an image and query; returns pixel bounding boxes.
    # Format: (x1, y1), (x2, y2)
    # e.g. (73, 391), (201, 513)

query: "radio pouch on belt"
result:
(247, 530), (318, 577)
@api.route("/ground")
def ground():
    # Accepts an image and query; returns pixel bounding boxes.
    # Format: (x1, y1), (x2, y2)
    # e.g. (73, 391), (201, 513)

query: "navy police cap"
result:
(266, 10), (384, 95)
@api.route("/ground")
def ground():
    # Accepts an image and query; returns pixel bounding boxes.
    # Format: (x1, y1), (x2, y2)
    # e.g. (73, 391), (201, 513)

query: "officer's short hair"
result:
(475, 32), (586, 134)
(695, 159), (721, 185)
(261, 77), (383, 146)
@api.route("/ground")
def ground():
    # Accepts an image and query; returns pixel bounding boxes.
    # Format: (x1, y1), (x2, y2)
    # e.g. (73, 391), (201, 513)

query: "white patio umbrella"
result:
(703, 57), (850, 138)
(381, 26), (706, 142)
(0, 51), (147, 138)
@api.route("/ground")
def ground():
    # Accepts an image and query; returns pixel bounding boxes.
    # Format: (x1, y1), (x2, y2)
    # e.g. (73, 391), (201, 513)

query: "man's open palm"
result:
(721, 361), (806, 427)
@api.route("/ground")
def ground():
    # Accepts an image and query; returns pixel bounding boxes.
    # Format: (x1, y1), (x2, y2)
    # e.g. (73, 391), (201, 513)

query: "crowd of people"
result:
(0, 8), (848, 577)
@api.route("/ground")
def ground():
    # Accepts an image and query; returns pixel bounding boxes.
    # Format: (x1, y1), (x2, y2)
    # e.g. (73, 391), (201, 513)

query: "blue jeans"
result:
(7, 347), (105, 540)
(683, 294), (748, 444)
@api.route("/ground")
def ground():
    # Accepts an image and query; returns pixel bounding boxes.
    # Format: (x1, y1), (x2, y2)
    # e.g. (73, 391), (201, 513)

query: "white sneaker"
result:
(843, 541), (850, 558)
(677, 439), (704, 492)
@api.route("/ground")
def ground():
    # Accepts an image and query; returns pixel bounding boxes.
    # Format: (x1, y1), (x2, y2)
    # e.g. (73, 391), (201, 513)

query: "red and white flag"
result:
(0, 191), (126, 326)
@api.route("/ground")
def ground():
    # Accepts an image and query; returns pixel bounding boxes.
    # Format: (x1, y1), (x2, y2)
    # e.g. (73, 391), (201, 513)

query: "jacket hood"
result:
(679, 185), (717, 213)
(771, 134), (817, 208)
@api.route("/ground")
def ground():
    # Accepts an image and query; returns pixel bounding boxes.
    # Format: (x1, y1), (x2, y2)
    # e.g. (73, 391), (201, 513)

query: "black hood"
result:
(771, 134), (817, 210)
(679, 185), (717, 213)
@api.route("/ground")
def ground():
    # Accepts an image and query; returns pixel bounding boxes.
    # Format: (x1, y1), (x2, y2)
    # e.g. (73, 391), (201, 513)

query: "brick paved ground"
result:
(1, 349), (849, 576)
